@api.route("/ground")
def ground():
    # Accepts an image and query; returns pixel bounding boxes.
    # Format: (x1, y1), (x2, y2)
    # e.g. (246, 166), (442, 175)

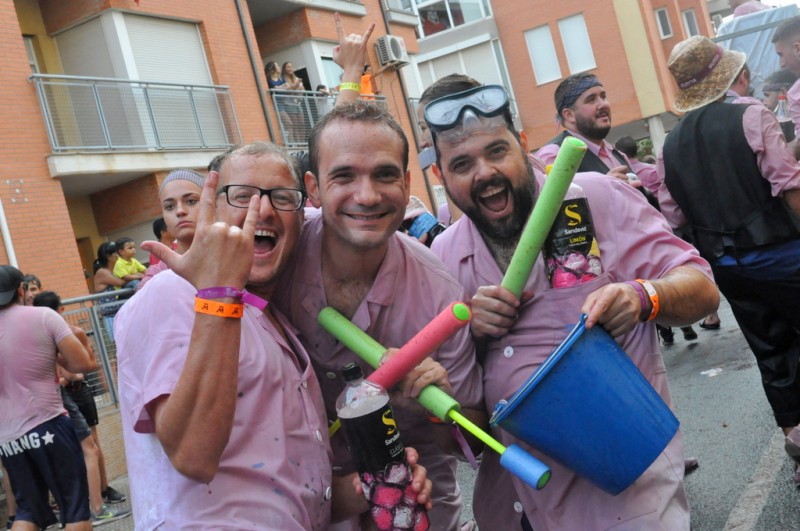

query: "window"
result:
(655, 8), (673, 39)
(525, 25), (561, 85)
(558, 14), (596, 74)
(682, 9), (699, 37)
(415, 0), (491, 37)
(386, 0), (414, 12)
(321, 57), (343, 90)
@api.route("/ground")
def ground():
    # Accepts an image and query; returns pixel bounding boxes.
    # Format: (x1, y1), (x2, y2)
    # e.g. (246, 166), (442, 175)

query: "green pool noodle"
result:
(318, 306), (460, 420)
(501, 136), (587, 297)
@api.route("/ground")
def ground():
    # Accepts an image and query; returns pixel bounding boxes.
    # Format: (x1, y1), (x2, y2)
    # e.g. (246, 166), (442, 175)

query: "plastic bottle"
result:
(775, 94), (796, 142)
(543, 182), (603, 288)
(335, 363), (429, 531)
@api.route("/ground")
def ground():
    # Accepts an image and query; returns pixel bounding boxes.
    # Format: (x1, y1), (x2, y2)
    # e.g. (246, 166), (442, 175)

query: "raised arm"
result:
(332, 12), (375, 107)
(141, 172), (259, 483)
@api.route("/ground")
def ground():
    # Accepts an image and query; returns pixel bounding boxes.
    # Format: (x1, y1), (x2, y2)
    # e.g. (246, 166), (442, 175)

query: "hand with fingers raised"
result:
(332, 12), (375, 106)
(141, 171), (260, 293)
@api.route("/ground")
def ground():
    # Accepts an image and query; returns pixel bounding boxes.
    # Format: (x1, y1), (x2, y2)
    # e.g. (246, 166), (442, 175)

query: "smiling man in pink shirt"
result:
(424, 81), (719, 530)
(116, 142), (431, 529)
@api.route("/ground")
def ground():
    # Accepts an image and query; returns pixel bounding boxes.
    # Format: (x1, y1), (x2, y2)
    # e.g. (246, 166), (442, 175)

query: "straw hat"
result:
(668, 35), (746, 113)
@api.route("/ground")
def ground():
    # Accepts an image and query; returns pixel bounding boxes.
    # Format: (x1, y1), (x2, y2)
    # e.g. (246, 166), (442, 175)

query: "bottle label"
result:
(544, 197), (603, 288)
(340, 401), (430, 530)
(340, 399), (404, 473)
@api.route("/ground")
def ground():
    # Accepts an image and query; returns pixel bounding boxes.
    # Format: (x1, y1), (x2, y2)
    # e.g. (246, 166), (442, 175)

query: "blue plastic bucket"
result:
(490, 315), (679, 495)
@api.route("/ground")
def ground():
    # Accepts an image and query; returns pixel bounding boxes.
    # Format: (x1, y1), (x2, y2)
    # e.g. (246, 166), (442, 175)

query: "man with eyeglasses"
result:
(425, 83), (719, 530)
(272, 102), (484, 531)
(115, 141), (432, 529)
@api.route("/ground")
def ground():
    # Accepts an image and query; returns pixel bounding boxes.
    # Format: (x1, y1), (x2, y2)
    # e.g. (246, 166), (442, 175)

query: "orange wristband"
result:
(634, 279), (659, 321)
(194, 297), (244, 318)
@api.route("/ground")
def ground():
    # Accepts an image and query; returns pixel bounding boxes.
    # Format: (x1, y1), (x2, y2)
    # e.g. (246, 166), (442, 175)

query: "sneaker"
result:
(91, 505), (131, 527)
(102, 486), (127, 504)
(681, 326), (698, 341)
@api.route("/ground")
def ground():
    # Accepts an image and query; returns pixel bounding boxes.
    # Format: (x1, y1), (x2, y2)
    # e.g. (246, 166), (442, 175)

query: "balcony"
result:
(269, 89), (387, 148)
(29, 74), (241, 153)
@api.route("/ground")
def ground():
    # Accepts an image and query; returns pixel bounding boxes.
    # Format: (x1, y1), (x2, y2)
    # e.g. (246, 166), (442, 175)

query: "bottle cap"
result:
(342, 362), (364, 383)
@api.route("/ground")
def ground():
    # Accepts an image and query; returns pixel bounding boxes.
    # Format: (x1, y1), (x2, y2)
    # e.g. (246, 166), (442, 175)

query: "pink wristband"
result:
(195, 287), (268, 311)
(624, 281), (649, 321)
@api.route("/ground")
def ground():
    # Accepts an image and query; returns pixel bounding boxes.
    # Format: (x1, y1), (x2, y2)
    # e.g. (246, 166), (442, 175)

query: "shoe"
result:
(699, 320), (721, 330)
(681, 327), (698, 341)
(684, 456), (699, 475)
(5, 516), (14, 530)
(102, 486), (127, 504)
(785, 426), (800, 465)
(660, 329), (674, 346)
(91, 505), (131, 527)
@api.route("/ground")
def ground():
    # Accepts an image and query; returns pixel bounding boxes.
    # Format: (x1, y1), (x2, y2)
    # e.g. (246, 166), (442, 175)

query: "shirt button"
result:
(324, 486), (332, 500)
(301, 380), (308, 388)
(326, 372), (337, 379)
(514, 501), (523, 513)
(315, 430), (323, 443)
(504, 346), (514, 358)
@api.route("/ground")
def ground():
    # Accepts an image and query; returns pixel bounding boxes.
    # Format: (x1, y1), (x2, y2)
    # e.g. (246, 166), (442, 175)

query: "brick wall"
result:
(1, 1), (87, 298)
(90, 175), (161, 236)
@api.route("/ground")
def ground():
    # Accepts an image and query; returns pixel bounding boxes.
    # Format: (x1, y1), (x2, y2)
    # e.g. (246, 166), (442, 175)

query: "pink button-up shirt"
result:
(536, 130), (630, 172)
(657, 103), (800, 230)
(273, 215), (483, 530)
(432, 171), (712, 530)
(117, 271), (332, 530)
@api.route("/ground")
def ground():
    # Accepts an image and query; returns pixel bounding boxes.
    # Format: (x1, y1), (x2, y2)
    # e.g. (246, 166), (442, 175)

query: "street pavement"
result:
(4, 298), (798, 530)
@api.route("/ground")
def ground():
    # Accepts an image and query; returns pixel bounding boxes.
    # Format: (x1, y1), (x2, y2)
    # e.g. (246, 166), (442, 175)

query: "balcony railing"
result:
(29, 74), (241, 152)
(269, 89), (387, 147)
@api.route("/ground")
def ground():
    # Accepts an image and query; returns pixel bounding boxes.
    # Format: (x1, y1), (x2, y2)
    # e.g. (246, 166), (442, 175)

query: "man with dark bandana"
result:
(536, 73), (633, 183)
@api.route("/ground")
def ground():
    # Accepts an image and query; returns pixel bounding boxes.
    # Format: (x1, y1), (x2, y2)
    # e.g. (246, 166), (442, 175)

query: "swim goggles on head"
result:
(424, 84), (512, 135)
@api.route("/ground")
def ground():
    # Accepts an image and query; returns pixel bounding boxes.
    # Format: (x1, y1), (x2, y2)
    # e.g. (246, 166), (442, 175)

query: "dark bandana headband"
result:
(556, 75), (602, 118)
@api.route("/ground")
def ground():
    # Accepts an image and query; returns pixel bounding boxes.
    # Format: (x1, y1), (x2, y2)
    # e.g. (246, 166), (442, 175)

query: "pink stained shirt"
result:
(536, 130), (631, 172)
(657, 102), (800, 230)
(0, 305), (72, 445)
(272, 215), (483, 530)
(115, 271), (332, 530)
(431, 171), (712, 530)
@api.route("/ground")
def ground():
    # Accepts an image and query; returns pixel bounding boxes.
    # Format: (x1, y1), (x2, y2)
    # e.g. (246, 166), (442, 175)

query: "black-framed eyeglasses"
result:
(424, 85), (512, 134)
(217, 185), (306, 211)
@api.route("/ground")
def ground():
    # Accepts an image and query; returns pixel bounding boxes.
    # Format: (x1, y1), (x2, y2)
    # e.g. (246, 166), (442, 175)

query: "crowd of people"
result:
(3, 6), (800, 531)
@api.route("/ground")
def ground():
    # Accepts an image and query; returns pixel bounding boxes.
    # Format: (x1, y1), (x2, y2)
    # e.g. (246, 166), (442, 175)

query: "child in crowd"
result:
(112, 238), (145, 291)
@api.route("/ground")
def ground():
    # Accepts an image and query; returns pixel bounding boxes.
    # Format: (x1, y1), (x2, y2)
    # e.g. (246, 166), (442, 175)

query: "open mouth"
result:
(476, 184), (510, 213)
(254, 229), (276, 253)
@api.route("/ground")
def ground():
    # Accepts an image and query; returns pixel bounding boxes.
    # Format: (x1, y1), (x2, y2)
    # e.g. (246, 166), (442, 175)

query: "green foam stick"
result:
(318, 306), (460, 420)
(501, 136), (587, 297)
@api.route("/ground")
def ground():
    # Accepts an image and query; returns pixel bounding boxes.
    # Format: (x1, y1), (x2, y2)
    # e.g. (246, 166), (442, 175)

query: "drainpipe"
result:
(0, 199), (18, 267)
(377, 9), (438, 210)
(234, 0), (276, 142)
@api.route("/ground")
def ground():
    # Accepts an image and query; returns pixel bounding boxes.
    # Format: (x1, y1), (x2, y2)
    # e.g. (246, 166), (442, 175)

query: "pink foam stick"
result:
(368, 302), (471, 389)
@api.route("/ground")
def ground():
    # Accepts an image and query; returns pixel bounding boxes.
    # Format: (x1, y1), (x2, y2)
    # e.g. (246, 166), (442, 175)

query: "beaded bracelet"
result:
(339, 82), (361, 92)
(194, 297), (244, 318)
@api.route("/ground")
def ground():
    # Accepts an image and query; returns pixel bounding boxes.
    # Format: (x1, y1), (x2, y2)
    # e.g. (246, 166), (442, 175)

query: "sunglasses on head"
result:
(424, 85), (511, 134)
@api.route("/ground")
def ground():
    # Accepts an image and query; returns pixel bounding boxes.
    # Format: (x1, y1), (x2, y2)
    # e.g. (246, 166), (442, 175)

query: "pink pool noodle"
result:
(368, 302), (471, 389)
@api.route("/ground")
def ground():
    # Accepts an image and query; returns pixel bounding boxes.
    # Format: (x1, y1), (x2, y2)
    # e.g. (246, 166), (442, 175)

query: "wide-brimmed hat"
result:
(0, 265), (23, 305)
(668, 36), (746, 113)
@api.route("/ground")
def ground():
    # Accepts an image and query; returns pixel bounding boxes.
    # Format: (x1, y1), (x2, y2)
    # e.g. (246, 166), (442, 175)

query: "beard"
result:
(452, 154), (536, 242)
(575, 112), (611, 141)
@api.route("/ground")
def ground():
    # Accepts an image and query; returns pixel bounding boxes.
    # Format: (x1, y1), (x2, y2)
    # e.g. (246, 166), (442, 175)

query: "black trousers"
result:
(712, 263), (800, 427)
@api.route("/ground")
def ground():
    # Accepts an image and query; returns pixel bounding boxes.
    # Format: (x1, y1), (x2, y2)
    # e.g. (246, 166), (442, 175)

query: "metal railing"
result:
(29, 74), (242, 152)
(269, 89), (387, 147)
(60, 288), (135, 409)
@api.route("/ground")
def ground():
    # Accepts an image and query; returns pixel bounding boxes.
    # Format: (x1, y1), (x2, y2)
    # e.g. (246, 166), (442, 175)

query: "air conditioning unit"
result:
(375, 35), (410, 68)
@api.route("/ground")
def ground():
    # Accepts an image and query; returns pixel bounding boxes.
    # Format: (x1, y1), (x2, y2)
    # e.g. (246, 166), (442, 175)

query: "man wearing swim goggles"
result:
(425, 82), (719, 531)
